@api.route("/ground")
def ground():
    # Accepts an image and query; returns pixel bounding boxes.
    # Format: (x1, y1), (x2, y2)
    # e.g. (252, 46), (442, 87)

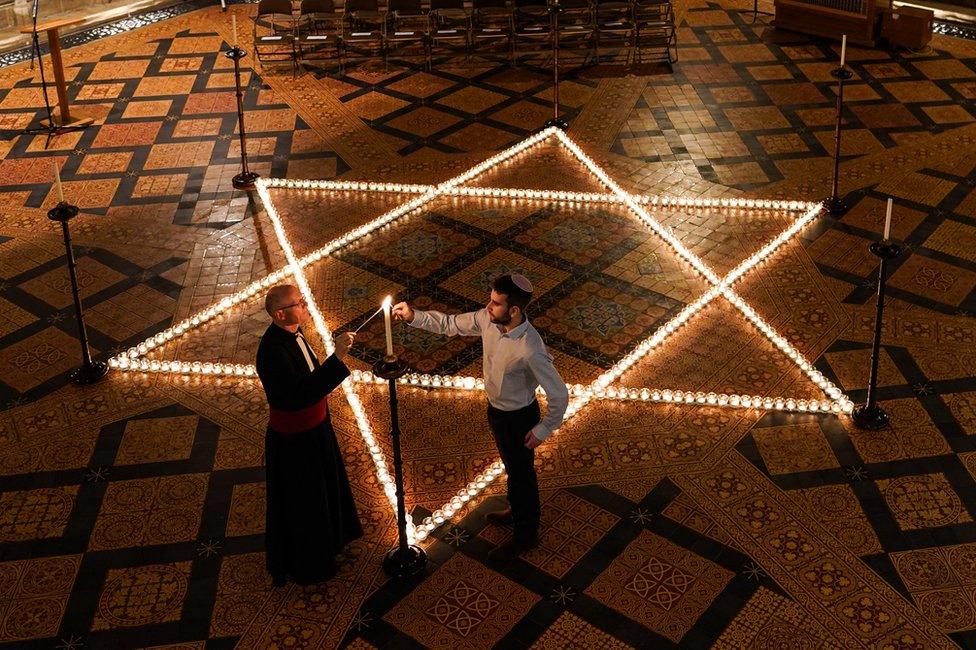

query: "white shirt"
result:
(409, 308), (569, 441)
(295, 331), (316, 371)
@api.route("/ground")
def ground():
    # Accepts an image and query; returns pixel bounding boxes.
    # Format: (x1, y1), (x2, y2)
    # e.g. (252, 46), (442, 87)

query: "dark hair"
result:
(492, 274), (532, 311)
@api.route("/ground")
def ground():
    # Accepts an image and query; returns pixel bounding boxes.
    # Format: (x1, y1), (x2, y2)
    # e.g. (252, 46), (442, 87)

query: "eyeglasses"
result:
(279, 298), (307, 311)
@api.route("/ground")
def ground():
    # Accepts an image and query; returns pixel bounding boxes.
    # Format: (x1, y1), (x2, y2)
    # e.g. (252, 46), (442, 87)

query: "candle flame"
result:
(382, 295), (393, 308)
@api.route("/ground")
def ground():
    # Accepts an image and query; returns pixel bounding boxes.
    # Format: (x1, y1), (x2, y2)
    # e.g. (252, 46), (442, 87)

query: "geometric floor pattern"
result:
(0, 0), (975, 646)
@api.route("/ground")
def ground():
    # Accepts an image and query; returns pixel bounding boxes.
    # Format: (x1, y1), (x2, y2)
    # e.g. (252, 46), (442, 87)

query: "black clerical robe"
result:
(256, 324), (363, 585)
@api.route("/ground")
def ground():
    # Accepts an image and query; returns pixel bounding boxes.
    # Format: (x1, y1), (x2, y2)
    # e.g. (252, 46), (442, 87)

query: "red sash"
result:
(269, 396), (329, 434)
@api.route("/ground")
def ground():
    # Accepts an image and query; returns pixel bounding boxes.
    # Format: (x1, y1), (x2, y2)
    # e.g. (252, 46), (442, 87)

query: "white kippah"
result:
(511, 273), (533, 293)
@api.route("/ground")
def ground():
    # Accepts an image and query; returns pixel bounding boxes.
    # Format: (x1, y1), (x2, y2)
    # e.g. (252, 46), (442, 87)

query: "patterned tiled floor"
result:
(1, 0), (976, 647)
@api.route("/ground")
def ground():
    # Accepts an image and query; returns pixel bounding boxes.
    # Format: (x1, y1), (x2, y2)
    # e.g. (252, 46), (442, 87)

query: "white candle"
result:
(883, 198), (893, 240)
(382, 296), (393, 357)
(840, 35), (847, 67)
(231, 15), (238, 48)
(52, 160), (64, 203)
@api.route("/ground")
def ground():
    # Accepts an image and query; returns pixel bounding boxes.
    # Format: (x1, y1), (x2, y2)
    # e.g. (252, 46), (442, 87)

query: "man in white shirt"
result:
(392, 274), (569, 561)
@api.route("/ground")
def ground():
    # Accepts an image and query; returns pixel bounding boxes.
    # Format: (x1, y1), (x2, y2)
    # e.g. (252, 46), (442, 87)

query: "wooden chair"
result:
(513, 0), (552, 64)
(387, 0), (430, 65)
(633, 0), (675, 64)
(296, 0), (345, 72)
(253, 0), (298, 73)
(556, 0), (595, 61)
(470, 0), (513, 61)
(594, 0), (633, 62)
(343, 0), (387, 64)
(429, 0), (470, 62)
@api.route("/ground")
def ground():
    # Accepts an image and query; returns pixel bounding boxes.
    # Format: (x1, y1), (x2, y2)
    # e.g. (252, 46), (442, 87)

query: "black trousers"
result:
(487, 399), (541, 541)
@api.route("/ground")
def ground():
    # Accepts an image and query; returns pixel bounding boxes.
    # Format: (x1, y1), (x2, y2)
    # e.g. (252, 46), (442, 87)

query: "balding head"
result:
(265, 284), (299, 317)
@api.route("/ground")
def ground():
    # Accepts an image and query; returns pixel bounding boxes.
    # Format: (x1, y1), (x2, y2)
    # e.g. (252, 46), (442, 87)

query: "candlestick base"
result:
(373, 356), (408, 380)
(851, 403), (890, 430)
(383, 544), (427, 579)
(224, 46), (247, 61)
(543, 118), (569, 131)
(47, 202), (79, 223)
(869, 241), (904, 260)
(831, 67), (853, 81)
(821, 196), (849, 217)
(69, 360), (109, 385)
(232, 171), (260, 190)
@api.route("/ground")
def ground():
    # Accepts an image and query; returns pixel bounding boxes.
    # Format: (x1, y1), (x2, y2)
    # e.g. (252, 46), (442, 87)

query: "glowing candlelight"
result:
(883, 198), (892, 240)
(382, 295), (393, 357)
(52, 160), (64, 203)
(840, 35), (847, 67)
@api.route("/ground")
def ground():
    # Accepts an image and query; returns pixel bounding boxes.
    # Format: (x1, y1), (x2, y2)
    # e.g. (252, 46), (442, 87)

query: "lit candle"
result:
(382, 295), (393, 357)
(231, 14), (238, 49)
(883, 198), (892, 240)
(840, 35), (847, 68)
(52, 160), (64, 203)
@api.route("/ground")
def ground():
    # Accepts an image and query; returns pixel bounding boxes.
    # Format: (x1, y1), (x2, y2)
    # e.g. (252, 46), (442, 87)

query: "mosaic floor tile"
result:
(878, 473), (971, 532)
(793, 485), (882, 557)
(889, 254), (976, 307)
(752, 423), (838, 475)
(713, 586), (841, 648)
(20, 257), (127, 310)
(586, 530), (733, 642)
(530, 611), (633, 649)
(92, 561), (192, 630)
(115, 414), (198, 465)
(0, 327), (98, 393)
(0, 486), (78, 542)
(891, 544), (976, 633)
(209, 553), (274, 638)
(225, 482), (266, 537)
(89, 474), (207, 550)
(0, 555), (80, 642)
(384, 554), (539, 649)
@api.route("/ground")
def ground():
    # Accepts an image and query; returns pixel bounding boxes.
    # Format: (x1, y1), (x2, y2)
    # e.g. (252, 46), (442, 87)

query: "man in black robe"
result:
(256, 284), (363, 586)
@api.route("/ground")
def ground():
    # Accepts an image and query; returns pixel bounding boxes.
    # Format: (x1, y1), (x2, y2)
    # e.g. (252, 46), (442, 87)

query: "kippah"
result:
(511, 273), (533, 293)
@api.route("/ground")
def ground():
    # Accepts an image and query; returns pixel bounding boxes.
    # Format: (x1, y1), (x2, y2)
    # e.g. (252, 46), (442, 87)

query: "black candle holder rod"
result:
(48, 202), (109, 385)
(851, 239), (903, 429)
(225, 46), (260, 190)
(373, 354), (428, 579)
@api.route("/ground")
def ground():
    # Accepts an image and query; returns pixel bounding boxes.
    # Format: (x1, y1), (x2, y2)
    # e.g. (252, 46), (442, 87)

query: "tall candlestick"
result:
(883, 198), (892, 240)
(382, 296), (394, 357)
(840, 35), (847, 67)
(53, 160), (64, 203)
(231, 15), (238, 48)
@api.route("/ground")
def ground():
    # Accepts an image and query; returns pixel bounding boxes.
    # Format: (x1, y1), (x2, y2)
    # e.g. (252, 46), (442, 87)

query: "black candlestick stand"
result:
(822, 66), (853, 217)
(851, 240), (903, 429)
(225, 46), (259, 190)
(373, 355), (427, 579)
(543, 3), (568, 131)
(48, 202), (109, 385)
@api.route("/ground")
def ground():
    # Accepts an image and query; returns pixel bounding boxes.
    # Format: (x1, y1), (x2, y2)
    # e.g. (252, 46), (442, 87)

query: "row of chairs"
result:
(253, 0), (676, 73)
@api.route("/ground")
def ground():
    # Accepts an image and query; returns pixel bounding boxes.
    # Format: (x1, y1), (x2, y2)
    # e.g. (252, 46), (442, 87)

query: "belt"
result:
(269, 396), (328, 433)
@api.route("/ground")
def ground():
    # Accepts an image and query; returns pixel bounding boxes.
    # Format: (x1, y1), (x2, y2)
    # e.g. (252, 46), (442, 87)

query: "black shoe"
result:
(485, 508), (513, 526)
(487, 535), (539, 563)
